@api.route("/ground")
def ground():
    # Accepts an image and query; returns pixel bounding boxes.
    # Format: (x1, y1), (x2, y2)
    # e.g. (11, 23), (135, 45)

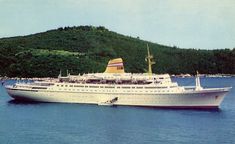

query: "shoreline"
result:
(0, 74), (234, 81)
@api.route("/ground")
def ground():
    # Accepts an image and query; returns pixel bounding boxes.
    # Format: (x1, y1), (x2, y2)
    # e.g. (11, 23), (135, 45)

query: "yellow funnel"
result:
(104, 58), (125, 73)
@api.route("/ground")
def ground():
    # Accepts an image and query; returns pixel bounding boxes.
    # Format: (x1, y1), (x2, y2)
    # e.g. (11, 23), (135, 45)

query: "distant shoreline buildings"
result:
(0, 74), (234, 81)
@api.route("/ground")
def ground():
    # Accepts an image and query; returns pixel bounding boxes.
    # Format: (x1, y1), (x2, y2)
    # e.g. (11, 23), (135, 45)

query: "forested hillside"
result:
(0, 26), (234, 77)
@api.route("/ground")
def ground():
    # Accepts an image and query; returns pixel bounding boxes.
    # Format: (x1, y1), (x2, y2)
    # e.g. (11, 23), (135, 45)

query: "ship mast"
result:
(195, 71), (203, 90)
(146, 44), (155, 76)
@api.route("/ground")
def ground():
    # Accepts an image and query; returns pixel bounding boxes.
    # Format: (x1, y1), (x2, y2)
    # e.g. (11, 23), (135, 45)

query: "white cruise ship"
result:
(5, 46), (231, 108)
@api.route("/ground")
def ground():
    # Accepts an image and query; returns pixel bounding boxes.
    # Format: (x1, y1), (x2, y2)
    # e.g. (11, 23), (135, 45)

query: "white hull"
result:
(6, 88), (230, 108)
(5, 46), (232, 109)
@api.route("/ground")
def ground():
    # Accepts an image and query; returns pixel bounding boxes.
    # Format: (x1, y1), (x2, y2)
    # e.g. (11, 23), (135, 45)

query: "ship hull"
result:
(6, 88), (230, 108)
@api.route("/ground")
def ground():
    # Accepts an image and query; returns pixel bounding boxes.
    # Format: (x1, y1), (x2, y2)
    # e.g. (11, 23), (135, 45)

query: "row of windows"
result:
(51, 88), (176, 93)
(56, 84), (171, 89)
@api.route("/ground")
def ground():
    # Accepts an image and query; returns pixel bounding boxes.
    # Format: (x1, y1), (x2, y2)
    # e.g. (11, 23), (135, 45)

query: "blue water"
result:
(0, 77), (234, 144)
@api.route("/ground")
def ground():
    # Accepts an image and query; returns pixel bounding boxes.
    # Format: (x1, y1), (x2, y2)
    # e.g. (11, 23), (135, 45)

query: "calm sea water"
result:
(0, 77), (234, 144)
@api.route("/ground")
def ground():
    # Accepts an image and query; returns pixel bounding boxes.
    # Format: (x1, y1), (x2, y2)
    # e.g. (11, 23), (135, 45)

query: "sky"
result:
(0, 0), (235, 49)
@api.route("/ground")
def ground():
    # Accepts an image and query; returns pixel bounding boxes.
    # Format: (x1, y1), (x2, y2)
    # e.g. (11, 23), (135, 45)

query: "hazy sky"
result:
(0, 0), (235, 49)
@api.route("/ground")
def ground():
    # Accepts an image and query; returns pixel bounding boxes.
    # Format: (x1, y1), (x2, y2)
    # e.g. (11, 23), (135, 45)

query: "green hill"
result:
(0, 26), (234, 77)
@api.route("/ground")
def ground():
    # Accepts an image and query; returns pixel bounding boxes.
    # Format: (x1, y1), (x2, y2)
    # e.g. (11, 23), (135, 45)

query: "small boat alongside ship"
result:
(5, 45), (232, 108)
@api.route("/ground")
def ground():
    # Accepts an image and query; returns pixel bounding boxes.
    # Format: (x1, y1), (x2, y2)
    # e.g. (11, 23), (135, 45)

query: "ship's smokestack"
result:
(104, 58), (125, 73)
